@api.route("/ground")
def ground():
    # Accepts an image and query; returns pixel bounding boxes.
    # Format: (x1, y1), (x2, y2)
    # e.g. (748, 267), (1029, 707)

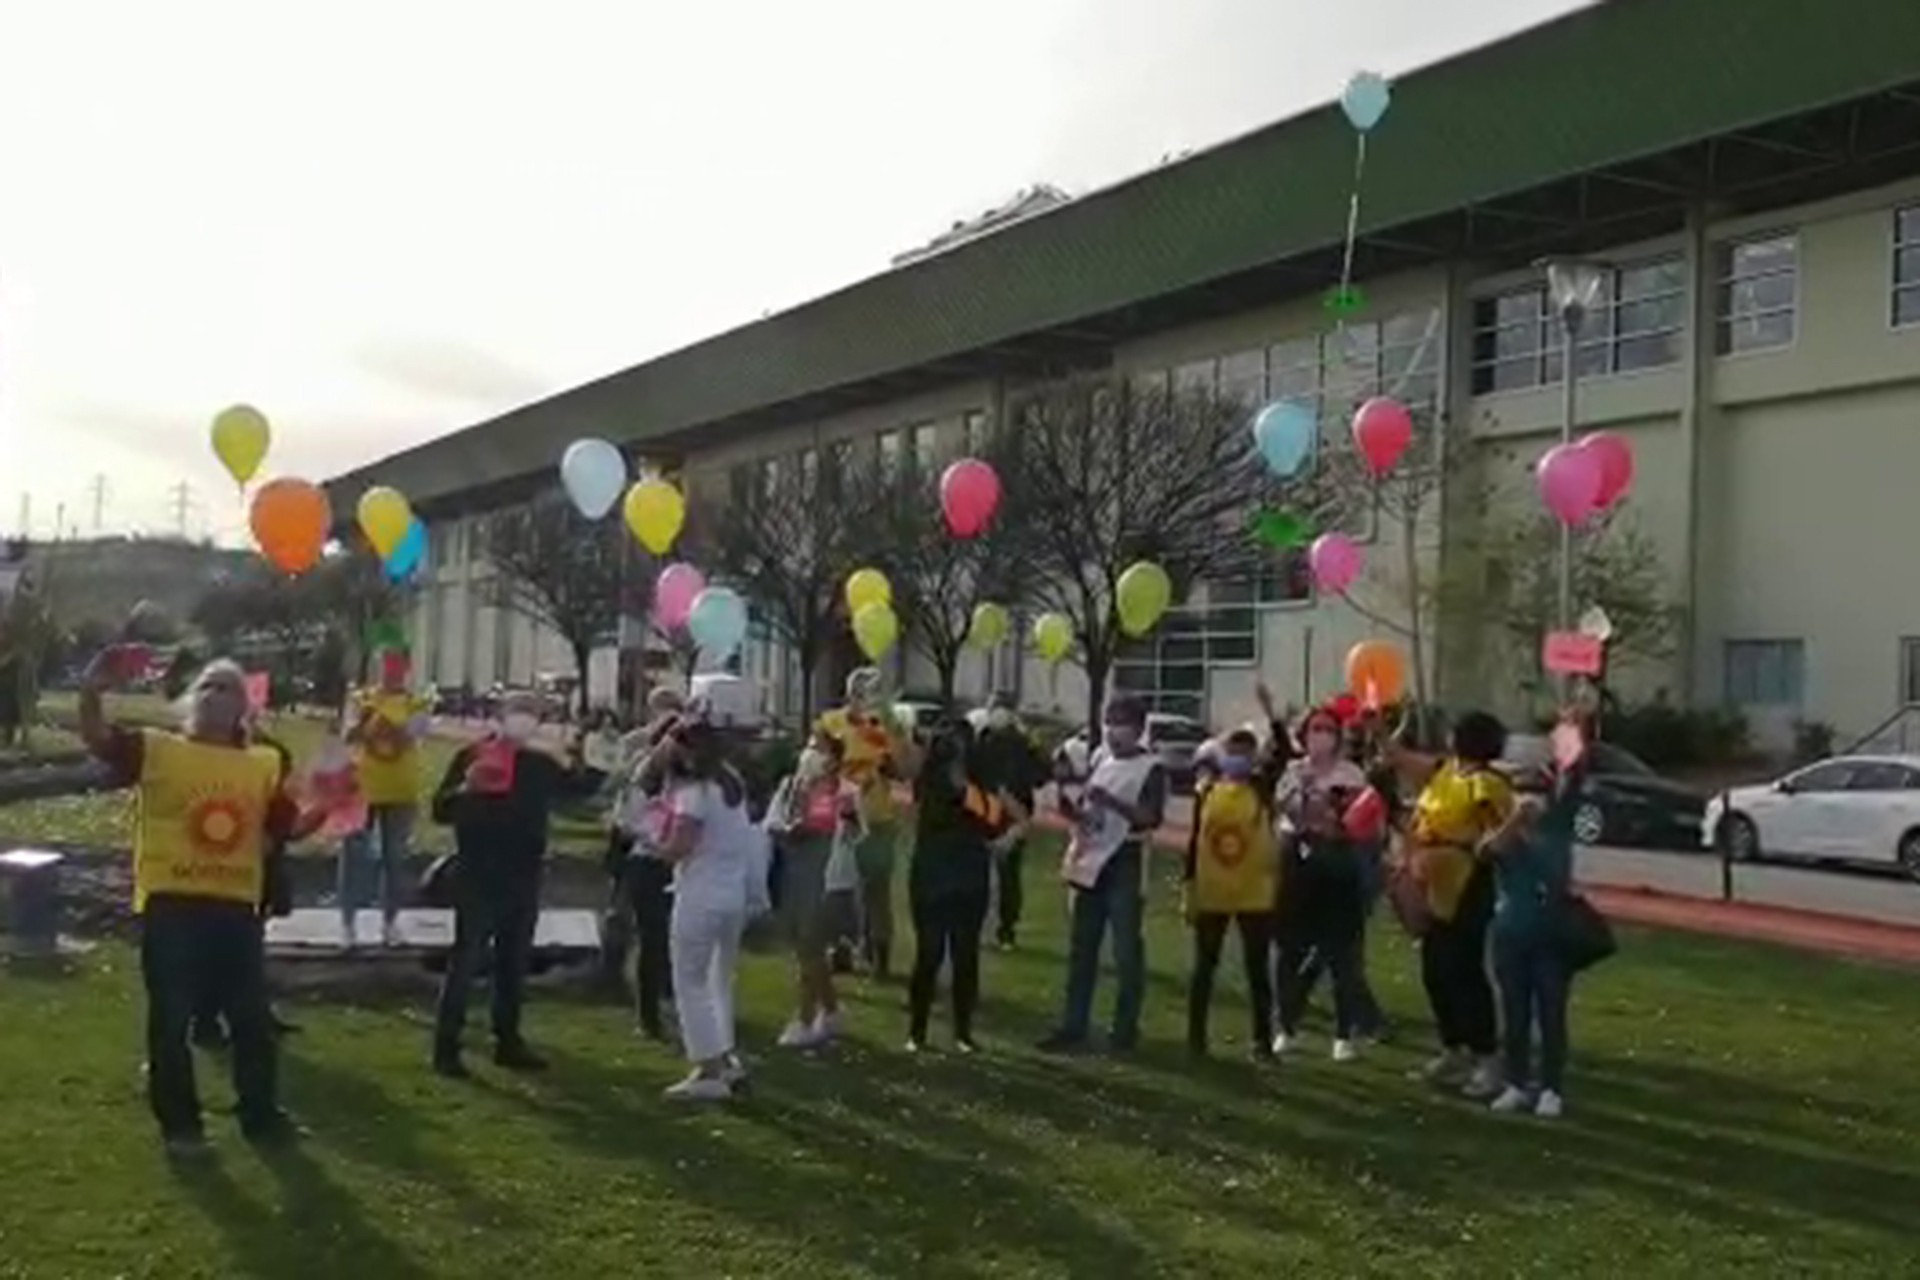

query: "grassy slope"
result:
(1, 844), (1917, 1279)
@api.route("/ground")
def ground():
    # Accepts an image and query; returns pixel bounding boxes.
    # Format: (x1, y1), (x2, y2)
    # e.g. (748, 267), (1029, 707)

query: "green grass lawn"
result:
(2, 846), (1918, 1278)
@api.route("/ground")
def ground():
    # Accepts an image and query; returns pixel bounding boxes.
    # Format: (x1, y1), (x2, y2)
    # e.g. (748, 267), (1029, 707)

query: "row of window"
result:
(1469, 203), (1920, 396)
(1724, 635), (1920, 710)
(729, 409), (995, 507)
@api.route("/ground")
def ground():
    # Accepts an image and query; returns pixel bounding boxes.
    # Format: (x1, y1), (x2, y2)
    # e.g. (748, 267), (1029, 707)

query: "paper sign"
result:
(244, 672), (271, 713)
(1542, 631), (1604, 676)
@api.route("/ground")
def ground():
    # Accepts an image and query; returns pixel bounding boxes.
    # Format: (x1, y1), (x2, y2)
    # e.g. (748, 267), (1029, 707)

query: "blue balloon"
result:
(1252, 400), (1316, 478)
(1339, 71), (1391, 133)
(560, 437), (628, 520)
(384, 519), (427, 582)
(687, 586), (748, 658)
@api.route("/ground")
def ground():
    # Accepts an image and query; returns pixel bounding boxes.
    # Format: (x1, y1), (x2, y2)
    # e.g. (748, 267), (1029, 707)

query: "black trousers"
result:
(1420, 868), (1497, 1055)
(908, 891), (988, 1042)
(141, 896), (278, 1138)
(994, 841), (1025, 943)
(625, 856), (674, 1034)
(434, 876), (540, 1056)
(1188, 911), (1275, 1052)
(1275, 852), (1371, 1039)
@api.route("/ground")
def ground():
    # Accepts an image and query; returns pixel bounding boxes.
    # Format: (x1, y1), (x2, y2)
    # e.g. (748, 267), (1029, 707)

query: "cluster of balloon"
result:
(1252, 399), (1315, 479)
(249, 478), (331, 575)
(384, 519), (428, 583)
(654, 563), (707, 631)
(357, 487), (414, 557)
(967, 601), (1010, 650)
(1116, 561), (1171, 637)
(687, 586), (748, 659)
(1308, 532), (1364, 594)
(1031, 612), (1073, 664)
(844, 568), (898, 660)
(624, 476), (686, 555)
(1345, 638), (1407, 709)
(1327, 71), (1393, 318)
(561, 438), (629, 520)
(1352, 397), (1413, 476)
(940, 458), (1001, 538)
(1537, 430), (1635, 525)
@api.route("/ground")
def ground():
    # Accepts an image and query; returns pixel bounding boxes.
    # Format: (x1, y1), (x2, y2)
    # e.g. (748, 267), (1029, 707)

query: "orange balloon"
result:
(1345, 639), (1407, 708)
(249, 478), (331, 574)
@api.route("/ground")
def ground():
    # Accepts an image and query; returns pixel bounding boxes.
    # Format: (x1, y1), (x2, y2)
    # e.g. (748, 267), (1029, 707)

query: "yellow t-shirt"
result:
(1410, 761), (1515, 921)
(1191, 779), (1279, 915)
(353, 689), (429, 807)
(816, 707), (902, 826)
(133, 730), (283, 912)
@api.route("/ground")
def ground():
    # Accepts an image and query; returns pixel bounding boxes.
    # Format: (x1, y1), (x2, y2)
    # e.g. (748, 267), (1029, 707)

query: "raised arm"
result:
(430, 747), (477, 825)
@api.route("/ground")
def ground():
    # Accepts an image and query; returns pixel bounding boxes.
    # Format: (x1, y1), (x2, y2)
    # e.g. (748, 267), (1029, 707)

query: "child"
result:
(766, 733), (863, 1049)
(1184, 726), (1285, 1060)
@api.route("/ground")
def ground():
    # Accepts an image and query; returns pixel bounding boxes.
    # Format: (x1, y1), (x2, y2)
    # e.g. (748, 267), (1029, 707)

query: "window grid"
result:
(1714, 233), (1798, 355)
(963, 409), (992, 456)
(1469, 255), (1685, 395)
(1894, 206), (1920, 329)
(1900, 636), (1920, 707)
(1723, 638), (1805, 708)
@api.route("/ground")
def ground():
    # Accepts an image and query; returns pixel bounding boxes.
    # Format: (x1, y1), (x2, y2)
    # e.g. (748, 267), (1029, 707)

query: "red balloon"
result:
(940, 458), (1002, 538)
(1536, 444), (1603, 526)
(1578, 431), (1634, 507)
(1351, 397), (1414, 476)
(1343, 787), (1388, 841)
(1327, 693), (1362, 724)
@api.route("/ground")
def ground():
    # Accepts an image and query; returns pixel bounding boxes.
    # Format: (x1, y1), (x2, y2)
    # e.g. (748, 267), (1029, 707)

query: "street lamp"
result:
(1539, 256), (1608, 636)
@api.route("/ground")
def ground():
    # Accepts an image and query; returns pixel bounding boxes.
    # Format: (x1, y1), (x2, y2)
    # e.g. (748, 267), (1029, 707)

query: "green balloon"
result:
(1323, 283), (1367, 317)
(1252, 510), (1308, 550)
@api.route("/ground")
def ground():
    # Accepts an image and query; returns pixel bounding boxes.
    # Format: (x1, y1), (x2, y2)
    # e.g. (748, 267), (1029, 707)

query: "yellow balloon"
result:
(967, 601), (1010, 650)
(356, 486), (414, 559)
(845, 567), (892, 614)
(210, 405), (271, 487)
(1031, 612), (1074, 664)
(1116, 560), (1173, 637)
(852, 600), (899, 660)
(623, 477), (685, 555)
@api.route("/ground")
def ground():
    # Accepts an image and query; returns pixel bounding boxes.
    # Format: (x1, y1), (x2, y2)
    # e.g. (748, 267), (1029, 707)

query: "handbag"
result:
(1553, 892), (1617, 973)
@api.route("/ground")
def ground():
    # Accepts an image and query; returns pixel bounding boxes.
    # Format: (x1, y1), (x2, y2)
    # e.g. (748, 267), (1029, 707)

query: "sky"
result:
(0, 0), (1589, 544)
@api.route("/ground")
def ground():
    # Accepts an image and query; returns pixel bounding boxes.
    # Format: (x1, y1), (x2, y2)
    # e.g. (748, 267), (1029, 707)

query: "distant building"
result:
(890, 185), (1072, 266)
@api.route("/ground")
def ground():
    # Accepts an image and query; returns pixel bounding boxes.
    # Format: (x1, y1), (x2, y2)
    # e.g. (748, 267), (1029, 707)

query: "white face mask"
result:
(501, 712), (538, 743)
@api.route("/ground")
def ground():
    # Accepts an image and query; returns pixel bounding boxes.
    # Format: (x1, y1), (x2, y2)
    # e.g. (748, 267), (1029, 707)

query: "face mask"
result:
(1220, 754), (1254, 781)
(1306, 730), (1339, 759)
(987, 708), (1014, 731)
(501, 712), (537, 743)
(1104, 724), (1141, 752)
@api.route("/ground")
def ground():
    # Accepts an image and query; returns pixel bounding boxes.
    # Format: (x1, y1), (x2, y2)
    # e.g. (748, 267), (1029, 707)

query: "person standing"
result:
(79, 650), (318, 1154)
(607, 688), (684, 1040)
(1041, 695), (1166, 1055)
(429, 691), (597, 1078)
(340, 646), (429, 950)
(1183, 726), (1284, 1060)
(815, 668), (911, 979)
(969, 692), (1047, 949)
(765, 732), (861, 1049)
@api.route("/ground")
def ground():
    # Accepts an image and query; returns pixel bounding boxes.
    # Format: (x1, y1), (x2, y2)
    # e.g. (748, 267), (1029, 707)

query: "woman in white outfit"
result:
(656, 717), (757, 1101)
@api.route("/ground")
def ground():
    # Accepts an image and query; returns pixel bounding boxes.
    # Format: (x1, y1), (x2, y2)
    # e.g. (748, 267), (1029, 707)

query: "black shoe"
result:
(830, 946), (855, 975)
(996, 930), (1017, 951)
(241, 1112), (306, 1145)
(954, 1036), (979, 1056)
(493, 1042), (548, 1072)
(1187, 1039), (1210, 1060)
(1251, 1042), (1278, 1065)
(433, 1053), (471, 1080)
(162, 1129), (211, 1160)
(1036, 1032), (1088, 1055)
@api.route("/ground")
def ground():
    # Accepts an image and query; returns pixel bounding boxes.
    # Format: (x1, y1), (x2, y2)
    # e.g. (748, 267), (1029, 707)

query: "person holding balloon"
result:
(764, 730), (863, 1050)
(815, 666), (913, 981)
(969, 692), (1048, 950)
(338, 646), (429, 950)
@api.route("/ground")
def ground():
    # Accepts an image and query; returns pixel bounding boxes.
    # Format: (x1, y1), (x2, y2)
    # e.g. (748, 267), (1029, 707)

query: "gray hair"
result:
(177, 658), (250, 733)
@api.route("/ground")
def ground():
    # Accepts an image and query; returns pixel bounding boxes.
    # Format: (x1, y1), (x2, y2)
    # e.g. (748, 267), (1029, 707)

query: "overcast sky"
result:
(0, 0), (1588, 542)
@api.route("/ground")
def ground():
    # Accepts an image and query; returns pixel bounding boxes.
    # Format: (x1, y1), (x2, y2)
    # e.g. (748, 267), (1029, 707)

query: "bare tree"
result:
(1001, 378), (1267, 736)
(486, 492), (643, 715)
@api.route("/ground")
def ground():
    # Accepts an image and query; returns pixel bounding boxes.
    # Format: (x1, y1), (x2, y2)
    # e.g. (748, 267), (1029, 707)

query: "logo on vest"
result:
(185, 796), (252, 858)
(364, 717), (407, 762)
(1206, 827), (1249, 867)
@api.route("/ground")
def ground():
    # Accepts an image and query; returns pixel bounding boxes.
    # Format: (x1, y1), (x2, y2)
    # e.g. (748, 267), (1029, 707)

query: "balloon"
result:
(1343, 787), (1388, 841)
(1251, 400), (1316, 478)
(852, 601), (899, 660)
(1352, 397), (1414, 476)
(1327, 693), (1362, 724)
(1308, 532), (1364, 594)
(560, 438), (628, 520)
(1250, 509), (1308, 550)
(623, 477), (685, 555)
(967, 602), (1010, 650)
(1578, 431), (1635, 507)
(1537, 443), (1603, 526)
(249, 478), (331, 575)
(1346, 640), (1407, 708)
(1031, 612), (1073, 664)
(1339, 71), (1392, 132)
(845, 567), (892, 614)
(384, 519), (427, 582)
(210, 405), (271, 487)
(686, 586), (748, 658)
(1116, 560), (1172, 637)
(939, 458), (1002, 538)
(654, 563), (706, 631)
(356, 486), (414, 559)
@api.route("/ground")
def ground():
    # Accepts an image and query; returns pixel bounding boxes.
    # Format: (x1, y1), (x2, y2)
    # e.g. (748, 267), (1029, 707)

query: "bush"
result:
(1605, 703), (1752, 770)
(1792, 719), (1836, 765)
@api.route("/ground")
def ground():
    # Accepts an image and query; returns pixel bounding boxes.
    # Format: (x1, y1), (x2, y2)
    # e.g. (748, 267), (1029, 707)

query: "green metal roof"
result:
(329, 0), (1920, 513)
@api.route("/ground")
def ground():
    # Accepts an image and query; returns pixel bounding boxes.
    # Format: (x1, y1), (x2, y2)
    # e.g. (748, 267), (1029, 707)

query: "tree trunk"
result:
(571, 640), (592, 718)
(1083, 638), (1110, 742)
(935, 646), (959, 707)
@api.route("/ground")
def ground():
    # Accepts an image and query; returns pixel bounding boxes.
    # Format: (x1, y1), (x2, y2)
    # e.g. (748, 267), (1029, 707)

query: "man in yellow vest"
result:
(814, 667), (913, 979)
(80, 648), (320, 1155)
(340, 646), (430, 949)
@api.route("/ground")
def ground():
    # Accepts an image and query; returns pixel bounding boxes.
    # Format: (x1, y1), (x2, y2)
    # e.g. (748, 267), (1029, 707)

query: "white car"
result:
(1703, 754), (1920, 879)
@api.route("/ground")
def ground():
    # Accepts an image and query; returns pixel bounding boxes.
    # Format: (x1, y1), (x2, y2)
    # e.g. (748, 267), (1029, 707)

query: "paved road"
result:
(1575, 844), (1920, 929)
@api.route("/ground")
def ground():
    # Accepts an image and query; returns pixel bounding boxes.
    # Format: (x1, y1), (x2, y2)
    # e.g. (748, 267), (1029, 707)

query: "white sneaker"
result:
(905, 1038), (925, 1055)
(382, 919), (403, 949)
(1489, 1085), (1534, 1114)
(339, 917), (358, 952)
(1330, 1038), (1358, 1064)
(1461, 1059), (1504, 1101)
(1534, 1090), (1565, 1119)
(1270, 1032), (1296, 1057)
(720, 1053), (748, 1086)
(777, 1019), (826, 1049)
(1414, 1051), (1467, 1084)
(813, 1009), (844, 1041)
(663, 1072), (732, 1102)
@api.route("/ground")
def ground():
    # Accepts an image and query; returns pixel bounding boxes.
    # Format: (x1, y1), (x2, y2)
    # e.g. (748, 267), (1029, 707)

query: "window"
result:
(876, 429), (902, 482)
(1900, 636), (1920, 706)
(1218, 350), (1266, 410)
(728, 464), (752, 507)
(1724, 639), (1804, 707)
(1173, 359), (1217, 397)
(963, 409), (991, 455)
(1894, 206), (1920, 328)
(1715, 234), (1797, 354)
(1787, 760), (1858, 793)
(799, 448), (819, 499)
(1469, 255), (1685, 394)
(908, 422), (938, 476)
(1113, 593), (1258, 720)
(757, 455), (781, 502)
(1848, 761), (1920, 792)
(824, 438), (854, 496)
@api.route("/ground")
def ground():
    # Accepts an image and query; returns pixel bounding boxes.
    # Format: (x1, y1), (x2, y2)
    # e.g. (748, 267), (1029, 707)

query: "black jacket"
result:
(432, 742), (598, 883)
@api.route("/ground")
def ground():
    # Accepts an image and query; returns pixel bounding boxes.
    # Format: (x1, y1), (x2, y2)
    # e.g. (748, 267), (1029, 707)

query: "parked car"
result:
(1499, 734), (1706, 850)
(1059, 712), (1212, 791)
(1703, 754), (1920, 879)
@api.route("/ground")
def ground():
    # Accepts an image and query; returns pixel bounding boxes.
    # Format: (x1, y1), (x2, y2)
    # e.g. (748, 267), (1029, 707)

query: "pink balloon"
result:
(1537, 444), (1603, 526)
(1309, 532), (1364, 594)
(940, 458), (1001, 538)
(1351, 396), (1414, 476)
(654, 563), (706, 630)
(1577, 431), (1634, 507)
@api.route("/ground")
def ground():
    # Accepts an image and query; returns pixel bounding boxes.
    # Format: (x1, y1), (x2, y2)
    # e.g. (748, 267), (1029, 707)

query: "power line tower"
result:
(89, 474), (109, 533)
(168, 482), (193, 537)
(15, 493), (28, 540)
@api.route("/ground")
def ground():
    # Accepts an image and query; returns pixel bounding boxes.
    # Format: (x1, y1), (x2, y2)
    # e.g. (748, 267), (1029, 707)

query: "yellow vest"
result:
(354, 689), (427, 806)
(1192, 780), (1279, 915)
(1411, 761), (1514, 921)
(133, 730), (283, 912)
(817, 707), (900, 825)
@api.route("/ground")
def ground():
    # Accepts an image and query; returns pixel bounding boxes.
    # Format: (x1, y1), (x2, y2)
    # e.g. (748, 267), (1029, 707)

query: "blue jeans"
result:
(339, 804), (415, 923)
(1493, 927), (1570, 1092)
(1058, 842), (1146, 1046)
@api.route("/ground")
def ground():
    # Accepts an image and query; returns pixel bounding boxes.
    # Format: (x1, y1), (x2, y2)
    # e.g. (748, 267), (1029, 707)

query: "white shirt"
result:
(669, 778), (758, 912)
(1063, 749), (1160, 887)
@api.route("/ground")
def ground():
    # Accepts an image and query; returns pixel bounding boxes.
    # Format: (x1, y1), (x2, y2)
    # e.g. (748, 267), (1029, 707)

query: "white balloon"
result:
(560, 438), (628, 519)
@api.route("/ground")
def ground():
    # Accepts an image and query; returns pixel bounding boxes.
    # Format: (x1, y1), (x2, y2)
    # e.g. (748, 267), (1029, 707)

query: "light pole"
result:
(1541, 257), (1608, 633)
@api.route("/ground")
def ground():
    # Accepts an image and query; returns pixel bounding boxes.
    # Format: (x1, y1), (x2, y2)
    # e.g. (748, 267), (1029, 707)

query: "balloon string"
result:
(1336, 132), (1369, 317)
